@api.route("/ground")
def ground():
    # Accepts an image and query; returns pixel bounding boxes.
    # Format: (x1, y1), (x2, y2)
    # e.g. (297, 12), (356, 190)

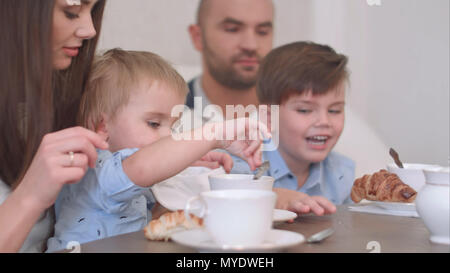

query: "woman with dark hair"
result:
(0, 0), (108, 252)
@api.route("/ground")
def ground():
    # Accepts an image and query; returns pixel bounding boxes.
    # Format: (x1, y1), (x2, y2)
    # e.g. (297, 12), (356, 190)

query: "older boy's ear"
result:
(188, 24), (203, 52)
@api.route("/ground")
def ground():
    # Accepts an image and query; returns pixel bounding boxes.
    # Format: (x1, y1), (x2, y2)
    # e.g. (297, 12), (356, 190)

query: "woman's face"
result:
(52, 0), (99, 70)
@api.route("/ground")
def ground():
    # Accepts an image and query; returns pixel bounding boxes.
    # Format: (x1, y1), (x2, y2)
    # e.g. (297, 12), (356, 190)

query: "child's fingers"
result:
(289, 200), (311, 214)
(214, 152), (233, 173)
(257, 120), (271, 140)
(250, 146), (263, 171)
(222, 155), (234, 173)
(243, 140), (261, 160)
(312, 196), (337, 214)
(245, 117), (267, 138)
(196, 151), (234, 172)
(255, 145), (262, 166)
(300, 198), (325, 216)
(245, 156), (256, 171)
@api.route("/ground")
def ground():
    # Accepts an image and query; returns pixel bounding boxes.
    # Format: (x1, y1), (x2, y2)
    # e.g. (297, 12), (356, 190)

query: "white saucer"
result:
(372, 201), (416, 212)
(273, 209), (297, 222)
(171, 229), (305, 253)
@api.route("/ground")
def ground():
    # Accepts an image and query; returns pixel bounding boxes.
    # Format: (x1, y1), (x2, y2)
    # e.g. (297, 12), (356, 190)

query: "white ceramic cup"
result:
(208, 174), (274, 191)
(185, 189), (276, 247)
(387, 163), (441, 192)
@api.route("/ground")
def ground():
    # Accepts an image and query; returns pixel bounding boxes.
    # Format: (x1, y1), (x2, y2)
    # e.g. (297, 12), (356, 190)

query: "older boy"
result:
(232, 41), (355, 214)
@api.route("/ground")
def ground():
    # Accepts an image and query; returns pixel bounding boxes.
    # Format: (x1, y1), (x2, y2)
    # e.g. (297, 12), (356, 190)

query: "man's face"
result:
(199, 0), (274, 90)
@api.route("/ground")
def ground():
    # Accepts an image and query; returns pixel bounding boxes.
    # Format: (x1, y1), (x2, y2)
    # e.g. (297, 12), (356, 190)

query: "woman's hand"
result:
(274, 188), (337, 217)
(190, 151), (234, 173)
(17, 126), (108, 211)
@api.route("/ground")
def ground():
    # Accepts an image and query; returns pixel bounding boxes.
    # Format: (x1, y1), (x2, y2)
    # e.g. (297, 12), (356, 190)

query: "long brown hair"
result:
(0, 0), (106, 187)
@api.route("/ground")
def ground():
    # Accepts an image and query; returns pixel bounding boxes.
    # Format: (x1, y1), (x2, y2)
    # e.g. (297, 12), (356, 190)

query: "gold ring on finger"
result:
(69, 151), (74, 167)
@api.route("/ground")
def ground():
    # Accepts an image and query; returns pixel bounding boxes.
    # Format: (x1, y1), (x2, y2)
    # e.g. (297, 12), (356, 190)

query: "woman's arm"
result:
(0, 127), (108, 252)
(0, 186), (46, 252)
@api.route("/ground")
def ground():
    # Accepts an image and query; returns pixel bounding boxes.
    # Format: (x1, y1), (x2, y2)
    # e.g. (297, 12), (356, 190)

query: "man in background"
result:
(180, 0), (337, 216)
(186, 0), (274, 118)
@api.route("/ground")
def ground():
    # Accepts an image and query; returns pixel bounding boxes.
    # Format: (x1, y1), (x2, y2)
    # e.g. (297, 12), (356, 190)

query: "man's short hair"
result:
(257, 41), (349, 104)
(78, 48), (188, 130)
(196, 0), (209, 26)
(196, 0), (274, 27)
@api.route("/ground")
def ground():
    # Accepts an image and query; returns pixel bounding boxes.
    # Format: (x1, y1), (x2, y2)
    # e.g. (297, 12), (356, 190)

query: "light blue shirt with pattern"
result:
(47, 148), (155, 252)
(231, 150), (355, 205)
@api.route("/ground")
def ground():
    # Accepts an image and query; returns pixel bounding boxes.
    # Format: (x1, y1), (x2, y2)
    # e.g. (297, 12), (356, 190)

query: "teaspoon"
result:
(389, 148), (404, 168)
(253, 161), (270, 180)
(306, 227), (335, 243)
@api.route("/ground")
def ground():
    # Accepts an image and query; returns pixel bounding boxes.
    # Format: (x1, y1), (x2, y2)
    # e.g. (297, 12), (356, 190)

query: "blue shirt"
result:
(231, 150), (355, 205)
(47, 149), (155, 252)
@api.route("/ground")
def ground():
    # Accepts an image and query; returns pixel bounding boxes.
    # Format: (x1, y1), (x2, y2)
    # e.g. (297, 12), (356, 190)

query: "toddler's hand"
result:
(190, 151), (233, 173)
(207, 117), (270, 171)
(274, 188), (336, 216)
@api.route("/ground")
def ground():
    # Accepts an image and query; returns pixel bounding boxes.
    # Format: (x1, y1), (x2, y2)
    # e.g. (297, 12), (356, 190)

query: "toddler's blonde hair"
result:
(78, 48), (188, 130)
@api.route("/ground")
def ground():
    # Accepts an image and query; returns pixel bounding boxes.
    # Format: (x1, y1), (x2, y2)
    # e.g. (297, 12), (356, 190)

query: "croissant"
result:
(351, 169), (417, 203)
(144, 210), (203, 241)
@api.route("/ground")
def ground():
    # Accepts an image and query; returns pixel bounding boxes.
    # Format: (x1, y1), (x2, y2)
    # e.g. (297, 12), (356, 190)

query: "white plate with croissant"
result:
(371, 201), (416, 212)
(351, 169), (418, 213)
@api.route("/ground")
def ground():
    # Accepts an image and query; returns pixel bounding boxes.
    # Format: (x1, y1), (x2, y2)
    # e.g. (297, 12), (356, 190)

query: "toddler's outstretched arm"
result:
(122, 117), (269, 187)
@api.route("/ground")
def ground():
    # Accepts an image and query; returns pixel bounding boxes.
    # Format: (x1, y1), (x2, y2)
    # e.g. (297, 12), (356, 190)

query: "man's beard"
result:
(203, 42), (260, 91)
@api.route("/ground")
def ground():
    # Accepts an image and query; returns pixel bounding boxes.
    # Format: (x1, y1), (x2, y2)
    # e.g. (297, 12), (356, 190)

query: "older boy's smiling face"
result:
(105, 80), (184, 153)
(278, 85), (346, 167)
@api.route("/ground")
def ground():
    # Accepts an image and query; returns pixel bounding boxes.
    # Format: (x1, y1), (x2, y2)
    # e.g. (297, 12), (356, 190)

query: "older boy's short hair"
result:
(78, 48), (188, 130)
(257, 41), (349, 104)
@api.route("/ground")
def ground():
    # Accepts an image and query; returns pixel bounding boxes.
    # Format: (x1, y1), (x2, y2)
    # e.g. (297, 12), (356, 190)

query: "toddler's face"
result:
(105, 80), (184, 153)
(277, 84), (346, 165)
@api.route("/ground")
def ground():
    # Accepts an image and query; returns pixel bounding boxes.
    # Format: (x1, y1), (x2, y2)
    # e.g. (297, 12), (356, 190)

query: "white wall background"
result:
(97, 0), (449, 171)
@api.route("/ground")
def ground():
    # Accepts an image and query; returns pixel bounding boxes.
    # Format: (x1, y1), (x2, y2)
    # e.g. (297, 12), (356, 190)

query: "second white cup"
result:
(208, 173), (274, 191)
